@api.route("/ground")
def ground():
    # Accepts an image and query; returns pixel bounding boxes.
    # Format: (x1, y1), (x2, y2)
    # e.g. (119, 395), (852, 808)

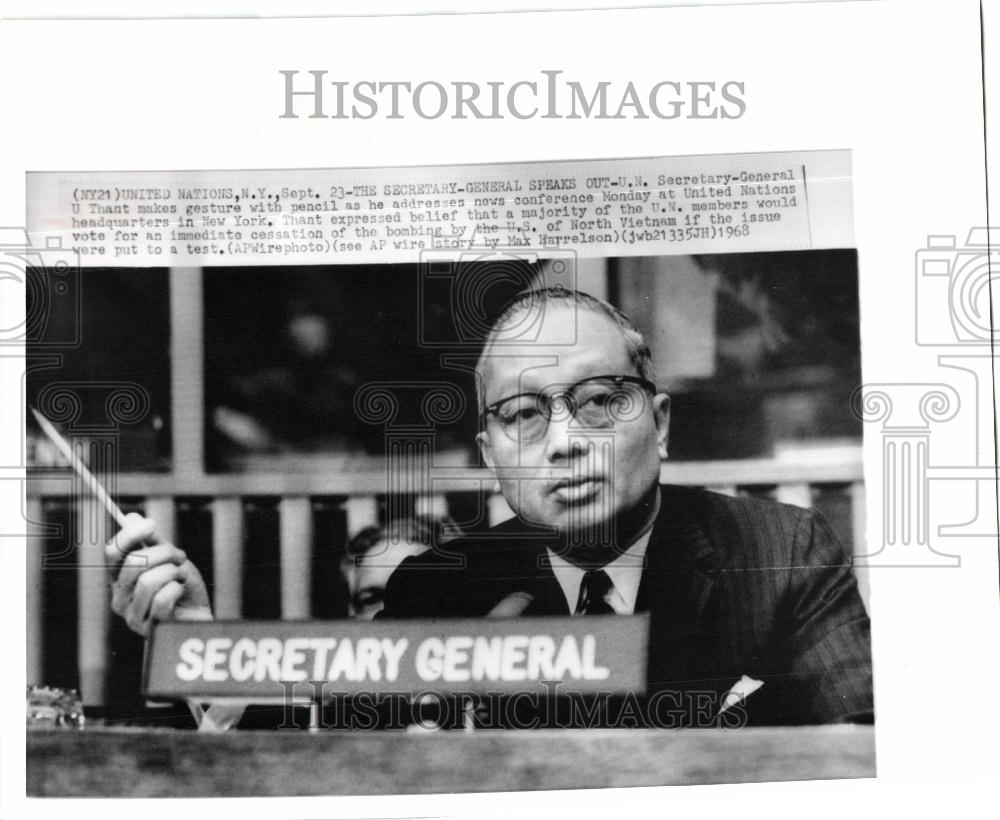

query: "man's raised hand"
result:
(105, 512), (212, 637)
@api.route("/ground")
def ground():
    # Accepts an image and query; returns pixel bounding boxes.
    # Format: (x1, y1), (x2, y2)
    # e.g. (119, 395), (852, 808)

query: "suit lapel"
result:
(519, 544), (572, 615)
(635, 487), (723, 695)
(636, 486), (717, 627)
(476, 489), (752, 723)
(491, 487), (721, 622)
(522, 574), (572, 615)
(474, 527), (569, 616)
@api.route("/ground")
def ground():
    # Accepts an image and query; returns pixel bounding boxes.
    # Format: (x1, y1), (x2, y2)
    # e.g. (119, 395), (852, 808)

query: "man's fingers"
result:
(115, 544), (187, 593)
(148, 580), (186, 623)
(124, 563), (182, 631)
(105, 515), (212, 638)
(104, 512), (157, 571)
(110, 544), (187, 616)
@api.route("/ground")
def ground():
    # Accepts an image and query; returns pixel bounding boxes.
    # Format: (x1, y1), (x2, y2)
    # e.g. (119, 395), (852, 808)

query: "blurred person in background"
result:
(340, 517), (441, 620)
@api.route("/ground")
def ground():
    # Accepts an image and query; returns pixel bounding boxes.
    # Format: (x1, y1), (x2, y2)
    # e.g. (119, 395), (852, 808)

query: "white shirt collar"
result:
(545, 525), (653, 615)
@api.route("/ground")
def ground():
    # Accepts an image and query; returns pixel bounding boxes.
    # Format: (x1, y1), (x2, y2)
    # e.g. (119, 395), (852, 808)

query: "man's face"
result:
(477, 304), (669, 542)
(346, 538), (429, 620)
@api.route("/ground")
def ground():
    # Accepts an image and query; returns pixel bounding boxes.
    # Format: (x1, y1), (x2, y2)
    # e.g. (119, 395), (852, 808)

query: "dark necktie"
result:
(575, 569), (616, 615)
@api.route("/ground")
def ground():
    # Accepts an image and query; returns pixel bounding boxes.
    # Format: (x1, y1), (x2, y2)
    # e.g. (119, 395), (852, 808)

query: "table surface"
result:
(27, 724), (875, 797)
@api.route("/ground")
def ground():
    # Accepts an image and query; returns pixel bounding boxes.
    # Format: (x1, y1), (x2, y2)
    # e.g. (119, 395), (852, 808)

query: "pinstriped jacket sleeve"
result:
(781, 506), (874, 723)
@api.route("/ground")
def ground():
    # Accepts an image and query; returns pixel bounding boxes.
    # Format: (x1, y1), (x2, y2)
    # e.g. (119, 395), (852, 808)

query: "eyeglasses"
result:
(482, 374), (657, 444)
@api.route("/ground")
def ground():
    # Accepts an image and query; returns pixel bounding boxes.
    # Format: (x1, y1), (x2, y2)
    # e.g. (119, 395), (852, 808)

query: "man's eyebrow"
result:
(494, 389), (542, 401)
(493, 374), (628, 401)
(484, 388), (552, 412)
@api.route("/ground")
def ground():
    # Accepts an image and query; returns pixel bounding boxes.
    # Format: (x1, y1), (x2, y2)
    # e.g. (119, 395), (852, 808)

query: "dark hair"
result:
(342, 516), (440, 568)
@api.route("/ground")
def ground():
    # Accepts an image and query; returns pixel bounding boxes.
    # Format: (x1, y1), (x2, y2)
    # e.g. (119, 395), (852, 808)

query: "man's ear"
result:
(476, 430), (502, 494)
(653, 393), (671, 460)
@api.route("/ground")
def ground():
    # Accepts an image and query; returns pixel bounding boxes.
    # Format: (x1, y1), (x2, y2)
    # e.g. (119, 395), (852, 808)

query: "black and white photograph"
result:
(25, 248), (872, 739)
(19, 145), (878, 791)
(1, 2), (995, 818)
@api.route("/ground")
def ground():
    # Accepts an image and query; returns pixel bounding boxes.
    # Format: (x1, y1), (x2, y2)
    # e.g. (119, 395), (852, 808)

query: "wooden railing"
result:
(25, 453), (865, 705)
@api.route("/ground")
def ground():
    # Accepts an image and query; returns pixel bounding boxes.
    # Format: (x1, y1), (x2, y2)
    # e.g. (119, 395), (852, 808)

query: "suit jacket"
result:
(380, 484), (873, 727)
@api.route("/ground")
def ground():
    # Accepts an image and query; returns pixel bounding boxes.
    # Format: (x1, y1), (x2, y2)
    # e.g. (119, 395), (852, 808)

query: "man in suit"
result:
(380, 287), (873, 726)
(104, 286), (871, 727)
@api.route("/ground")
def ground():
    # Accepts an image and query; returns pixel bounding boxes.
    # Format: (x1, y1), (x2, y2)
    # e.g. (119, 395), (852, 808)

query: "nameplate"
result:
(143, 616), (648, 700)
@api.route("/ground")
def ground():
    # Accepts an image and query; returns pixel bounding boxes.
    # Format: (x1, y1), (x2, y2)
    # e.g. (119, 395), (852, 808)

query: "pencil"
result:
(31, 407), (130, 528)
